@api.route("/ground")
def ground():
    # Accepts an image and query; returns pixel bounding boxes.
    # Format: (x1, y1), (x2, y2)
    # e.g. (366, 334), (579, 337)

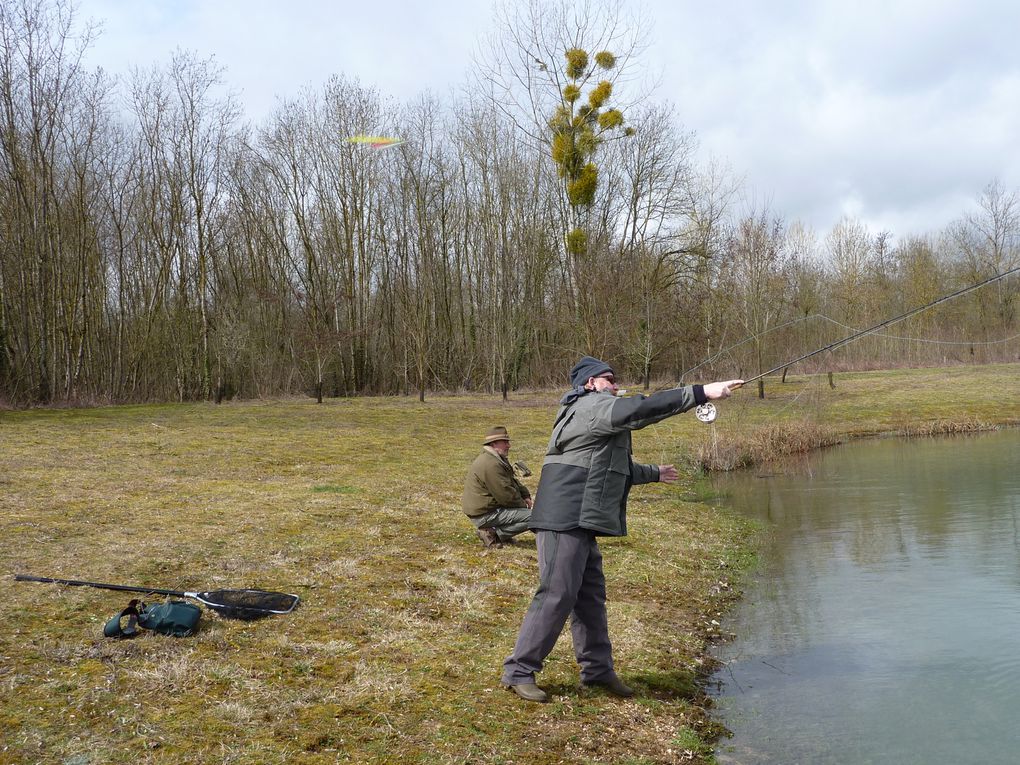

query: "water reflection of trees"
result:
(715, 431), (1020, 653)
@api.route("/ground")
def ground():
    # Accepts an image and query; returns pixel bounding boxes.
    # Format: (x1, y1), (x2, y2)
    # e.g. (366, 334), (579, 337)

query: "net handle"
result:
(15, 574), (186, 597)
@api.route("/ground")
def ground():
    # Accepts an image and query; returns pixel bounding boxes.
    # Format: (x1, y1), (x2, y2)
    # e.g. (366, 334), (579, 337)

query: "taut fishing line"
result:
(679, 313), (828, 383)
(682, 316), (1020, 388)
(691, 264), (1020, 424)
(805, 320), (1020, 347)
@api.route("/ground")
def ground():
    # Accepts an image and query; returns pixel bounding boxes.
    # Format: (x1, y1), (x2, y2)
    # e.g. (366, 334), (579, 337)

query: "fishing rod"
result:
(694, 263), (1020, 423)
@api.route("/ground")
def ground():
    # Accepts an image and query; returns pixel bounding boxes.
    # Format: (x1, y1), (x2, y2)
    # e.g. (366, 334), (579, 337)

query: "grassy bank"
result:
(1, 363), (1018, 764)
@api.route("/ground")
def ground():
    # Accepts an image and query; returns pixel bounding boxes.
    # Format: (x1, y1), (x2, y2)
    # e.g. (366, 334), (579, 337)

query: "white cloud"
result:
(74, 0), (1020, 239)
(651, 1), (1020, 237)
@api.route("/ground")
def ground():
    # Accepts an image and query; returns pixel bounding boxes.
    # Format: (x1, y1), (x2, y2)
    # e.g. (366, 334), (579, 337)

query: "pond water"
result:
(708, 428), (1020, 764)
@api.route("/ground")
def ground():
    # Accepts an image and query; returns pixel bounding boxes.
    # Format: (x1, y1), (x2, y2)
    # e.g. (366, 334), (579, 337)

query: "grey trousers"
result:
(469, 507), (532, 543)
(501, 528), (614, 685)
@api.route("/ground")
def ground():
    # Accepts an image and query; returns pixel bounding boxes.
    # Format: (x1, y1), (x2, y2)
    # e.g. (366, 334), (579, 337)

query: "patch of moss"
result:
(310, 484), (358, 494)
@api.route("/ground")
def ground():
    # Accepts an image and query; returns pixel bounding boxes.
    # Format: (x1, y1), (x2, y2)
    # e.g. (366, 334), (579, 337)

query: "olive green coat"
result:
(462, 446), (531, 517)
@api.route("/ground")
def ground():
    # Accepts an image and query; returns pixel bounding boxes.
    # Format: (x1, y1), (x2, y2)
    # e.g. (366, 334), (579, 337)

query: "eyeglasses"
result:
(596, 374), (616, 384)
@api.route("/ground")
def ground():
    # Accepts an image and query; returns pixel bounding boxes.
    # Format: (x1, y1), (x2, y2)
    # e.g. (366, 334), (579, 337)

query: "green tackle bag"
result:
(103, 599), (142, 638)
(138, 599), (202, 637)
(104, 598), (201, 638)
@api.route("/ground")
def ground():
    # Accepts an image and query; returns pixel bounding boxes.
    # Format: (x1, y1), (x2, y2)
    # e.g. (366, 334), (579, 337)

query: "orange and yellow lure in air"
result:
(345, 135), (405, 149)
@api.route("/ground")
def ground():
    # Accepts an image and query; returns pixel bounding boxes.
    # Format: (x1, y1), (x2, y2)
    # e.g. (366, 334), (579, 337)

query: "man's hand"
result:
(703, 379), (745, 400)
(658, 465), (679, 483)
(524, 497), (534, 509)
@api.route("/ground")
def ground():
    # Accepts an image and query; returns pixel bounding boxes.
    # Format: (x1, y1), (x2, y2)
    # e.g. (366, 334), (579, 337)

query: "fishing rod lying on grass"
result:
(693, 264), (1020, 424)
(14, 573), (300, 620)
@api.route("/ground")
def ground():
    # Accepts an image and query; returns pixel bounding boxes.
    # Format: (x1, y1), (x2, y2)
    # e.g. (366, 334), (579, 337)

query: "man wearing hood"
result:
(501, 356), (743, 702)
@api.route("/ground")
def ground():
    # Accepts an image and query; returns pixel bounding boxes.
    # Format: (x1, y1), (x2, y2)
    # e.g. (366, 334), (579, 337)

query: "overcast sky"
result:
(73, 0), (1020, 242)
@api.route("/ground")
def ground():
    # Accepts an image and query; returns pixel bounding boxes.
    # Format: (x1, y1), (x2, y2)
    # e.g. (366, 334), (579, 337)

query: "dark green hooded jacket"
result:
(529, 385), (706, 536)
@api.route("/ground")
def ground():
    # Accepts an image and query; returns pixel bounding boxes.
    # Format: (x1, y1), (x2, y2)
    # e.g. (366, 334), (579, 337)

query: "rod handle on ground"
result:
(14, 574), (182, 597)
(15, 574), (65, 584)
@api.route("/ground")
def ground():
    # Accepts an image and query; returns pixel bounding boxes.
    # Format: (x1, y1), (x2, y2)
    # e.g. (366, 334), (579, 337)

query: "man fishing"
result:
(501, 356), (743, 702)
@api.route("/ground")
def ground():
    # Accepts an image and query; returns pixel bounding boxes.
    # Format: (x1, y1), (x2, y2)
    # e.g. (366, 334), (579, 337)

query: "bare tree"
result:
(613, 103), (697, 387)
(169, 51), (240, 399)
(455, 93), (554, 399)
(725, 201), (787, 396)
(949, 179), (1020, 346)
(0, 0), (97, 402)
(314, 76), (390, 395)
(826, 216), (872, 323)
(259, 93), (333, 402)
(477, 0), (646, 349)
(673, 159), (740, 378)
(893, 235), (949, 365)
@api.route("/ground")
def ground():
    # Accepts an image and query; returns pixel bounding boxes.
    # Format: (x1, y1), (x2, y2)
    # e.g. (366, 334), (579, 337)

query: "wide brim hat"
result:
(483, 426), (511, 445)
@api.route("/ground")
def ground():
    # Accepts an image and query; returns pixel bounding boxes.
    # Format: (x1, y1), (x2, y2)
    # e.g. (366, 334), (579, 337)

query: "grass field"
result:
(2, 364), (1019, 764)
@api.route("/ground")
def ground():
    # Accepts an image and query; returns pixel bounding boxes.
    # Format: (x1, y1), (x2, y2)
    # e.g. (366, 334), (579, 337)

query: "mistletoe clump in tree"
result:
(548, 48), (633, 258)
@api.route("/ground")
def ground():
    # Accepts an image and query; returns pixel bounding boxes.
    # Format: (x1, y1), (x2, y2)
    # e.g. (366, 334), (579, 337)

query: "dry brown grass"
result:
(1, 363), (1019, 764)
(695, 421), (842, 471)
(1, 393), (749, 765)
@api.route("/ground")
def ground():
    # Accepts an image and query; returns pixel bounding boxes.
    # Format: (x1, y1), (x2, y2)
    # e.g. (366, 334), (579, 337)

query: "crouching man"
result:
(462, 426), (533, 549)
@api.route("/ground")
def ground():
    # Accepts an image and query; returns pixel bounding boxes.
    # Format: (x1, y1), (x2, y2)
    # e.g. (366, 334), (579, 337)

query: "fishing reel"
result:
(694, 379), (746, 423)
(695, 403), (717, 424)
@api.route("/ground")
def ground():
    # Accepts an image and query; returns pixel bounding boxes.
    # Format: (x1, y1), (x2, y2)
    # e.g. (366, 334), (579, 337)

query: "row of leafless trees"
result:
(1, 0), (1018, 406)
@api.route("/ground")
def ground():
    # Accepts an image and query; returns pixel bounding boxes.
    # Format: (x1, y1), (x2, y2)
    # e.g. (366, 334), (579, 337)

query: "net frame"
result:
(193, 588), (299, 619)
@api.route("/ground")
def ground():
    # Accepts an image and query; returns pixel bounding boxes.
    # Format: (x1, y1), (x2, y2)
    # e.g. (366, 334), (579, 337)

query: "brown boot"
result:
(582, 674), (634, 697)
(504, 682), (549, 703)
(476, 527), (502, 548)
